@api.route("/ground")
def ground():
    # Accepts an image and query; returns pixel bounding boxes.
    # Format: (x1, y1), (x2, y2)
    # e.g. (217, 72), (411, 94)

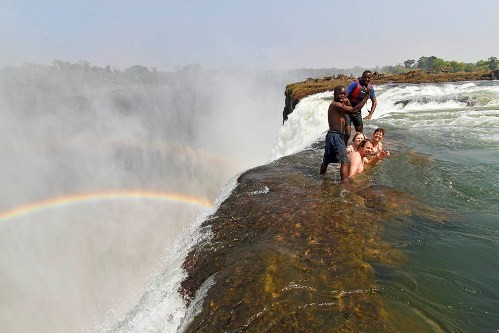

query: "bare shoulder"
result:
(331, 100), (351, 113)
(330, 100), (342, 108)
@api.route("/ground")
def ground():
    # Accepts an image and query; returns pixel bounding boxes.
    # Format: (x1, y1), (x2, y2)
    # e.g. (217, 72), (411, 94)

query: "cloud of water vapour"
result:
(0, 63), (286, 332)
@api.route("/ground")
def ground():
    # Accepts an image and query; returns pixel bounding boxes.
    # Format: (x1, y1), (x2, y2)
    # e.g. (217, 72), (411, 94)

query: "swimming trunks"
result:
(345, 111), (363, 128)
(322, 131), (350, 165)
(345, 79), (376, 129)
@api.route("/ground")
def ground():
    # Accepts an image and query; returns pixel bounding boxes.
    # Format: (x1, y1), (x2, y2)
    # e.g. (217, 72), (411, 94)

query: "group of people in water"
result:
(320, 70), (390, 180)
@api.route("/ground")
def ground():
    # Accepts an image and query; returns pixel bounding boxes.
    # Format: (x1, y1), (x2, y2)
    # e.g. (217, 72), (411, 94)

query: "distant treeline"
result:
(1, 60), (340, 85)
(379, 56), (497, 74)
(1, 57), (496, 86)
(0, 60), (216, 86)
(0, 60), (367, 88)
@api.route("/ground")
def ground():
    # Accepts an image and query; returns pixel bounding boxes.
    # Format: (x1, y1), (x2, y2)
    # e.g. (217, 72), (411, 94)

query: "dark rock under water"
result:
(180, 143), (445, 332)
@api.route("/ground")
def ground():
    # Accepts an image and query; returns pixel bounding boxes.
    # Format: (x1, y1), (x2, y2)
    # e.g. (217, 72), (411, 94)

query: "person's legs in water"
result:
(320, 162), (328, 174)
(344, 115), (352, 145)
(340, 162), (349, 180)
(352, 112), (364, 133)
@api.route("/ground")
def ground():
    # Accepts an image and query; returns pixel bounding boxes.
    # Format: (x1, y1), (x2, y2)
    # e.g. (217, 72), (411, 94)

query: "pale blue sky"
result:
(1, 0), (498, 70)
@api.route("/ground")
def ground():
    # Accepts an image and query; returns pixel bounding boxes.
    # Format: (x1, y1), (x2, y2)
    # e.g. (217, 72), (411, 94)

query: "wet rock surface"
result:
(180, 145), (445, 332)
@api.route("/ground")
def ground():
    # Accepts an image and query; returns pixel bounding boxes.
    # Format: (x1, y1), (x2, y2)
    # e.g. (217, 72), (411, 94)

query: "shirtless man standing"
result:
(347, 139), (389, 178)
(320, 85), (371, 180)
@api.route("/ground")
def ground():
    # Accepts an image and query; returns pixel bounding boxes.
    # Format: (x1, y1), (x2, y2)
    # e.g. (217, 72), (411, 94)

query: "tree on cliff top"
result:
(404, 59), (416, 68)
(487, 57), (497, 70)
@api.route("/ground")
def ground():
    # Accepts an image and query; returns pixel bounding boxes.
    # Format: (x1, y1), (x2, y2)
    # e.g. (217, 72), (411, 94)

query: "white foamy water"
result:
(271, 81), (499, 160)
(271, 91), (334, 160)
(107, 174), (239, 333)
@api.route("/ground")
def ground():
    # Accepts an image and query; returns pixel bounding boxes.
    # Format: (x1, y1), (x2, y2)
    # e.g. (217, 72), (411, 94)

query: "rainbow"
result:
(0, 190), (213, 222)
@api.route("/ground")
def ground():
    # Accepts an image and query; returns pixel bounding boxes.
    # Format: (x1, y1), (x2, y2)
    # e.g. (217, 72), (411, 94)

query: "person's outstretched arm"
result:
(366, 149), (389, 166)
(364, 98), (377, 119)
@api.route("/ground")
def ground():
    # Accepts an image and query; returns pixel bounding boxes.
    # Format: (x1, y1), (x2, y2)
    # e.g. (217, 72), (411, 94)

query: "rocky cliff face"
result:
(282, 88), (300, 124)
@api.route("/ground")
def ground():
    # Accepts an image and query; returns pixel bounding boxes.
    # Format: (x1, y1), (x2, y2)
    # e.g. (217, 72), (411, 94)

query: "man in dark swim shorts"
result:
(320, 85), (371, 180)
(344, 70), (377, 144)
(323, 130), (350, 165)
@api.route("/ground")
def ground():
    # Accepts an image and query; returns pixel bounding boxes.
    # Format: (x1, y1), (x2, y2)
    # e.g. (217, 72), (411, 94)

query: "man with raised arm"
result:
(320, 85), (371, 180)
(344, 70), (377, 144)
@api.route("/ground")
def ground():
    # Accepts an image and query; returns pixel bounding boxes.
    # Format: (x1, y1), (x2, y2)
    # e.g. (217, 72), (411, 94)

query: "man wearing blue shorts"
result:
(320, 85), (371, 180)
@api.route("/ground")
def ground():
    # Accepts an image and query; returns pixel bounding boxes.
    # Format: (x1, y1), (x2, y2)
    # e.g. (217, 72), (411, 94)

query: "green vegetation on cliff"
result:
(391, 55), (498, 74)
(286, 70), (496, 101)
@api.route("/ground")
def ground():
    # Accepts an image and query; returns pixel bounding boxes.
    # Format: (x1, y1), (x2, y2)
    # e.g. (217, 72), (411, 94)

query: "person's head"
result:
(352, 132), (366, 147)
(372, 128), (385, 143)
(359, 70), (373, 86)
(358, 139), (374, 157)
(333, 85), (347, 101)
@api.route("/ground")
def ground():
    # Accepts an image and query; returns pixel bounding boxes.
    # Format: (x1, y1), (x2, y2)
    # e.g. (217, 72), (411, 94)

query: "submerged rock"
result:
(180, 145), (446, 332)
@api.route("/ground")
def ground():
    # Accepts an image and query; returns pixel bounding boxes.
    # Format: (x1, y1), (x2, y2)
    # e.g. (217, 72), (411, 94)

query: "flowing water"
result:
(174, 80), (498, 332)
(270, 81), (499, 332)
(1, 65), (497, 332)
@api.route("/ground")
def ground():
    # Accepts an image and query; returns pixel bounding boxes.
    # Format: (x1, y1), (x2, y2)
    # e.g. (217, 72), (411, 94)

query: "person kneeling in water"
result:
(348, 139), (389, 178)
(346, 132), (367, 153)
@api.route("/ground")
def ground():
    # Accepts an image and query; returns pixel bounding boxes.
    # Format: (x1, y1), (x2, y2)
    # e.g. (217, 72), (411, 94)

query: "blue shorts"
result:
(322, 131), (350, 165)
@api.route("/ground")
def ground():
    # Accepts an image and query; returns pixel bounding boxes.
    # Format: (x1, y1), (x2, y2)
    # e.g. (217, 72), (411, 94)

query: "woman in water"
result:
(365, 128), (390, 162)
(346, 132), (367, 153)
(370, 128), (390, 155)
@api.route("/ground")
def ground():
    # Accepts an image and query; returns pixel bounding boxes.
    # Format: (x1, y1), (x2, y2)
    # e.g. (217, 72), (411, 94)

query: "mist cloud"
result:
(0, 63), (285, 332)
